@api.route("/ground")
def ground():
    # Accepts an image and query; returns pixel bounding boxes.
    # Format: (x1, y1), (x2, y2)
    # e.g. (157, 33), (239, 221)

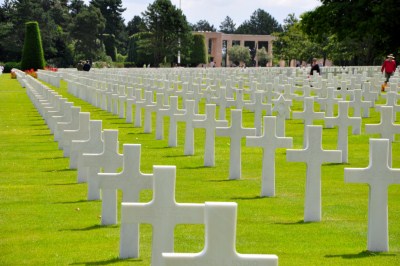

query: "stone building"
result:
(194, 31), (275, 67)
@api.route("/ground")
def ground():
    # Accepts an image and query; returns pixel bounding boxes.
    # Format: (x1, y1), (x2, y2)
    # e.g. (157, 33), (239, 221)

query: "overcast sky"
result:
(87, 0), (321, 28)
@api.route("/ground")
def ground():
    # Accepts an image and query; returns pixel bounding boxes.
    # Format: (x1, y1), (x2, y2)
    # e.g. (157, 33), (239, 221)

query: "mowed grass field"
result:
(1, 72), (400, 265)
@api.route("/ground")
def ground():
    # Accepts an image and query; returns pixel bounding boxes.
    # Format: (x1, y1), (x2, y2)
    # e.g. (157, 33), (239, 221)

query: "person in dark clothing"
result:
(83, 60), (91, 71)
(309, 58), (320, 75)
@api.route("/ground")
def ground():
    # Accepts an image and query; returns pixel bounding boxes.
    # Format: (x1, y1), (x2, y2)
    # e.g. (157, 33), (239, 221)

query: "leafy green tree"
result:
(190, 34), (208, 66)
(273, 14), (319, 66)
(69, 5), (106, 61)
(227, 45), (250, 66)
(126, 32), (154, 67)
(141, 0), (193, 66)
(236, 9), (282, 35)
(126, 15), (144, 36)
(68, 0), (86, 18)
(191, 20), (216, 32)
(0, 0), (71, 65)
(256, 46), (270, 66)
(301, 0), (400, 64)
(219, 16), (236, 33)
(90, 0), (127, 56)
(20, 21), (45, 70)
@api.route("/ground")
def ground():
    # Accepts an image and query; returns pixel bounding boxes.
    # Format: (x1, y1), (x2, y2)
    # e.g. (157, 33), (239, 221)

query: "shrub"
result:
(3, 62), (21, 73)
(123, 62), (136, 68)
(20, 21), (46, 71)
(190, 34), (208, 66)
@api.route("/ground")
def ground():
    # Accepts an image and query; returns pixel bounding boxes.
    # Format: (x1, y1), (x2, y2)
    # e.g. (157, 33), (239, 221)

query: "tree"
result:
(236, 9), (282, 35)
(272, 14), (318, 66)
(219, 16), (236, 33)
(126, 32), (154, 67)
(256, 46), (270, 66)
(90, 0), (127, 56)
(126, 15), (144, 36)
(227, 45), (250, 66)
(69, 5), (106, 61)
(191, 20), (216, 32)
(190, 34), (208, 66)
(68, 0), (86, 18)
(20, 21), (45, 71)
(141, 0), (192, 66)
(301, 0), (400, 64)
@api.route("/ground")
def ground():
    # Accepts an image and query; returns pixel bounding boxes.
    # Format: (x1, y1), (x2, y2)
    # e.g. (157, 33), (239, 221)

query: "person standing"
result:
(309, 58), (320, 76)
(381, 54), (396, 91)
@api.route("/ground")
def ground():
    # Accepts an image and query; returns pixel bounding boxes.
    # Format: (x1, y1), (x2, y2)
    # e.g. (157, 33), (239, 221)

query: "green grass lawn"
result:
(1, 72), (399, 265)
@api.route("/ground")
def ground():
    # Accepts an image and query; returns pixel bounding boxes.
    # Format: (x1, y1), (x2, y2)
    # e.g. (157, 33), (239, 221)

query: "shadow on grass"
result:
(53, 199), (89, 204)
(181, 165), (210, 170)
(39, 156), (65, 160)
(44, 168), (76, 172)
(325, 250), (396, 259)
(48, 182), (79, 186)
(70, 257), (142, 265)
(61, 224), (118, 232)
(274, 220), (311, 225)
(231, 195), (265, 200)
(32, 133), (53, 136)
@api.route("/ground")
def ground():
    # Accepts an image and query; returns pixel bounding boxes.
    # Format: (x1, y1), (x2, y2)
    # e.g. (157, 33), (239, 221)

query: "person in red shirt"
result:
(381, 54), (396, 91)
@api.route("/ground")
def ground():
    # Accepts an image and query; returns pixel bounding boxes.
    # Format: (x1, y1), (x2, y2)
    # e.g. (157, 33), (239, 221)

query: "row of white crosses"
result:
(35, 67), (400, 254)
(22, 69), (278, 265)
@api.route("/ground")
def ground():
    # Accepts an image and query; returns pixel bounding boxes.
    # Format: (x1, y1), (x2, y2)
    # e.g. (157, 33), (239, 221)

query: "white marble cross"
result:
(173, 100), (206, 155)
(211, 87), (235, 120)
(120, 165), (205, 266)
(60, 112), (90, 157)
(376, 91), (400, 121)
(143, 90), (156, 133)
(216, 109), (256, 180)
(272, 94), (292, 137)
(161, 202), (278, 266)
(158, 96), (186, 147)
(286, 126), (342, 222)
(349, 89), (373, 118)
(315, 87), (339, 121)
(81, 130), (123, 200)
(70, 120), (103, 170)
(192, 104), (228, 166)
(244, 91), (273, 136)
(292, 97), (325, 146)
(133, 88), (144, 127)
(97, 144), (153, 225)
(54, 106), (80, 142)
(325, 101), (361, 163)
(247, 116), (293, 197)
(365, 106), (400, 167)
(154, 93), (168, 140)
(345, 139), (400, 252)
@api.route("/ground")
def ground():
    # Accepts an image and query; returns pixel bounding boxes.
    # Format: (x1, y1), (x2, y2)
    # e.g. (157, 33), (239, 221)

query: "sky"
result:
(86, 0), (322, 28)
(0, 0), (321, 28)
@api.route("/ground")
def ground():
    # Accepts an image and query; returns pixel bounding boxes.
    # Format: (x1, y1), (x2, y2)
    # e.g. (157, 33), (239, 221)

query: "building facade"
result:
(195, 31), (276, 67)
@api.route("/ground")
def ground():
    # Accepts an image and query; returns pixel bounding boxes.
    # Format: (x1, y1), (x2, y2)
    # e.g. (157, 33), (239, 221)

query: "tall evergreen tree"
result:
(219, 16), (236, 33)
(191, 20), (216, 32)
(141, 0), (192, 66)
(90, 0), (127, 56)
(20, 21), (45, 70)
(236, 9), (282, 35)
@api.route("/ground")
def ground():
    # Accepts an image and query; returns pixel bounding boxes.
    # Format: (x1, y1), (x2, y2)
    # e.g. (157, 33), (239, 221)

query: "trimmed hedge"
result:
(3, 62), (21, 73)
(190, 34), (208, 66)
(20, 21), (46, 71)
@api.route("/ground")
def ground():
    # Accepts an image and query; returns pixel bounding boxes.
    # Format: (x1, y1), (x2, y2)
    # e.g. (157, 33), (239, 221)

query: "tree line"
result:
(1, 0), (397, 68)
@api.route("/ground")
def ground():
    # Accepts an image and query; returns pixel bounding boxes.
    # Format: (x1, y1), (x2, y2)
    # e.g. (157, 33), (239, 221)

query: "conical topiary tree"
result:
(190, 34), (208, 66)
(20, 21), (45, 71)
